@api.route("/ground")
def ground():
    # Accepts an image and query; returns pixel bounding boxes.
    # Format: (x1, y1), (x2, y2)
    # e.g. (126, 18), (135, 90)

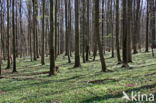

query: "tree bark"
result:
(32, 0), (37, 61)
(68, 0), (71, 63)
(127, 0), (132, 62)
(145, 0), (149, 52)
(86, 0), (90, 61)
(74, 0), (80, 67)
(55, 0), (58, 59)
(122, 0), (129, 67)
(12, 0), (17, 72)
(41, 0), (45, 65)
(82, 0), (86, 63)
(150, 0), (155, 56)
(6, 0), (10, 69)
(116, 0), (121, 64)
(95, 0), (107, 72)
(49, 0), (56, 76)
(133, 0), (140, 54)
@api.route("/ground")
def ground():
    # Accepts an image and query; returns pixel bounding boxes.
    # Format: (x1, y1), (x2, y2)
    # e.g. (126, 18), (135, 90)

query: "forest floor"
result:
(0, 51), (156, 103)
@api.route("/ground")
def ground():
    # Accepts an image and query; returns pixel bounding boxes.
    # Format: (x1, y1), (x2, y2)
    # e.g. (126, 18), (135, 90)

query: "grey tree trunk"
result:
(95, 0), (107, 72)
(74, 0), (80, 67)
(122, 0), (129, 67)
(127, 0), (132, 62)
(116, 0), (121, 64)
(12, 0), (17, 72)
(6, 0), (10, 69)
(41, 0), (45, 65)
(49, 0), (56, 76)
(145, 0), (149, 52)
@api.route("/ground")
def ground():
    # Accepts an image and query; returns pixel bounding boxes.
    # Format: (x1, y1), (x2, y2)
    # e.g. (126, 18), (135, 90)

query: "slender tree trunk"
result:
(55, 0), (58, 59)
(57, 22), (60, 55)
(27, 2), (32, 61)
(36, 2), (39, 58)
(116, 0), (121, 64)
(6, 0), (10, 69)
(65, 0), (71, 63)
(151, 0), (155, 56)
(133, 0), (140, 54)
(49, 0), (55, 76)
(86, 0), (90, 61)
(102, 0), (104, 53)
(74, 0), (80, 67)
(12, 0), (17, 72)
(68, 0), (71, 63)
(82, 0), (86, 63)
(127, 0), (132, 62)
(15, 1), (18, 58)
(29, 10), (32, 61)
(65, 0), (68, 56)
(19, 0), (23, 58)
(93, 42), (97, 61)
(41, 0), (45, 65)
(110, 0), (114, 58)
(95, 0), (107, 72)
(145, 0), (149, 52)
(32, 0), (37, 61)
(122, 0), (129, 67)
(45, 18), (48, 57)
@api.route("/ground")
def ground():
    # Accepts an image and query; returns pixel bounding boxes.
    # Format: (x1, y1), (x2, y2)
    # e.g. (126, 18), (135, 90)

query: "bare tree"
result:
(49, 0), (56, 75)
(95, 0), (107, 72)
(74, 0), (80, 67)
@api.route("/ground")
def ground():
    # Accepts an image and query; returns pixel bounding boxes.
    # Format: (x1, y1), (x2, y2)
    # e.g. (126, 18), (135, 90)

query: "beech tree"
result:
(6, 0), (10, 69)
(74, 0), (80, 67)
(116, 0), (121, 64)
(12, 0), (17, 72)
(95, 0), (107, 72)
(49, 0), (55, 76)
(145, 0), (149, 52)
(41, 0), (45, 65)
(122, 0), (129, 67)
(0, 0), (154, 75)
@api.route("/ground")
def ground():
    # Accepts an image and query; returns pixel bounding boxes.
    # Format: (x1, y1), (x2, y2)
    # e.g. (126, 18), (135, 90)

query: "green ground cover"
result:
(0, 51), (156, 103)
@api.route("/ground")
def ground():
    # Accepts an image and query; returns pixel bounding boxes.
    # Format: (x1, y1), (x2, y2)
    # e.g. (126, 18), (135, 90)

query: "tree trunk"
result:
(82, 0), (86, 63)
(74, 0), (80, 67)
(122, 0), (129, 67)
(12, 0), (17, 72)
(68, 0), (71, 63)
(65, 0), (68, 56)
(110, 0), (114, 58)
(6, 0), (10, 69)
(127, 0), (132, 62)
(86, 0), (90, 61)
(32, 0), (37, 61)
(102, 0), (105, 54)
(133, 0), (140, 54)
(95, 0), (107, 72)
(116, 0), (121, 64)
(145, 0), (149, 52)
(27, 3), (33, 61)
(41, 0), (45, 65)
(36, 2), (39, 58)
(15, 1), (18, 58)
(151, 0), (155, 56)
(49, 0), (56, 76)
(55, 0), (58, 59)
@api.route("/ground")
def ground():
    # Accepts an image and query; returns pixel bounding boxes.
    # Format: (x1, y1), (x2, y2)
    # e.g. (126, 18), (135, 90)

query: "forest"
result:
(0, 0), (155, 103)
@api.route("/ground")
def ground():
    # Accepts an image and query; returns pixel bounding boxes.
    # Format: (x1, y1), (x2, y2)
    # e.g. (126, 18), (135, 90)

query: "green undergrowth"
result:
(0, 51), (156, 103)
